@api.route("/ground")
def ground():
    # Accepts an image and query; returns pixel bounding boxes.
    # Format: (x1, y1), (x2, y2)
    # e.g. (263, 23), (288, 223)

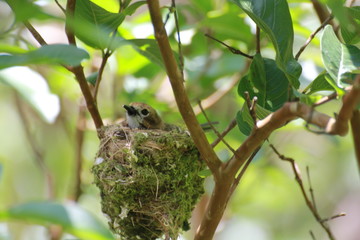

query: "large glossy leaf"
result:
(238, 54), (289, 112)
(230, 0), (302, 89)
(236, 104), (272, 136)
(0, 201), (114, 240)
(321, 25), (360, 88)
(72, 0), (145, 50)
(0, 44), (89, 69)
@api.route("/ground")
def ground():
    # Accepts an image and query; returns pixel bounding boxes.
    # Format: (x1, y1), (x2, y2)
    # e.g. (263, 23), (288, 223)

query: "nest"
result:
(91, 124), (205, 240)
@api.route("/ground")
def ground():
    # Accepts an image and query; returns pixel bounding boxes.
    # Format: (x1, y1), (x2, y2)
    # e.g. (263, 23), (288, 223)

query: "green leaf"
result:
(321, 25), (360, 88)
(121, 39), (179, 69)
(0, 44), (89, 69)
(304, 72), (335, 95)
(71, 0), (145, 50)
(198, 169), (212, 178)
(238, 54), (289, 111)
(236, 104), (272, 136)
(72, 0), (125, 50)
(341, 7), (360, 44)
(124, 1), (147, 16)
(0, 201), (114, 240)
(86, 72), (99, 86)
(230, 0), (302, 89)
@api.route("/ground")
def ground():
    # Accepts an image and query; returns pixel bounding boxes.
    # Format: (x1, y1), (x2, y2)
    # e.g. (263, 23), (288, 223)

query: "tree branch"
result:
(295, 15), (334, 60)
(211, 118), (237, 148)
(229, 75), (360, 173)
(350, 110), (360, 174)
(269, 144), (341, 240)
(310, 0), (334, 26)
(205, 33), (253, 59)
(23, 21), (47, 46)
(146, 0), (222, 176)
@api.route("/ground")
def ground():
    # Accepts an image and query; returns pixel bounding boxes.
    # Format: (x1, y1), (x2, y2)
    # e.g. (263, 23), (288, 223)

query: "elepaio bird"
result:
(123, 102), (167, 130)
(122, 102), (218, 131)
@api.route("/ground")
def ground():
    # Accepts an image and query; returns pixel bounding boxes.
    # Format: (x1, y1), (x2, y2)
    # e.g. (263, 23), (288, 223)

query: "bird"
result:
(122, 102), (218, 131)
(122, 102), (168, 130)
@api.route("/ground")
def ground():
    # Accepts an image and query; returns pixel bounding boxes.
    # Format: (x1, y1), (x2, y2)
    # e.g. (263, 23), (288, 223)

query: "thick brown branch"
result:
(65, 0), (77, 45)
(310, 0), (334, 25)
(350, 110), (360, 173)
(72, 66), (104, 129)
(333, 75), (360, 135)
(194, 75), (360, 240)
(146, 0), (222, 176)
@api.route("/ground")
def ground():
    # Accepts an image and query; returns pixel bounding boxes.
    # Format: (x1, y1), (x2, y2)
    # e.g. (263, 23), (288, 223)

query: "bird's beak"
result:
(123, 105), (138, 116)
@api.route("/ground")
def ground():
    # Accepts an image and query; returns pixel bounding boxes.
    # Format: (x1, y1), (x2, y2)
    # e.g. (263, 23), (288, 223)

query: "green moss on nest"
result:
(92, 125), (205, 240)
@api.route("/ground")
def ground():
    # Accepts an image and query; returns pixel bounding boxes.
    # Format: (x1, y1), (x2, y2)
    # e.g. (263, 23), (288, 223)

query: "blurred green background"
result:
(0, 0), (359, 239)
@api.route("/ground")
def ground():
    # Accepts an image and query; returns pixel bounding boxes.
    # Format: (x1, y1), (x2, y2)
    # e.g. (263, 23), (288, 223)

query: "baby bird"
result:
(123, 102), (166, 130)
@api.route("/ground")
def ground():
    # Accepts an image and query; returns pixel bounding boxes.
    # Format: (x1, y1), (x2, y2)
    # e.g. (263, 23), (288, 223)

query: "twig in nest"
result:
(205, 33), (254, 59)
(269, 144), (344, 240)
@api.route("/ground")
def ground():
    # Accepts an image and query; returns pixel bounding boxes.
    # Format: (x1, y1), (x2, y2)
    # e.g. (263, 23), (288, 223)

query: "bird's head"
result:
(123, 102), (164, 129)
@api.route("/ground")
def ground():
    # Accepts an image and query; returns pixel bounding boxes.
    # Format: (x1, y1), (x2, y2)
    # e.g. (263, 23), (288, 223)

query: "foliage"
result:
(0, 0), (359, 239)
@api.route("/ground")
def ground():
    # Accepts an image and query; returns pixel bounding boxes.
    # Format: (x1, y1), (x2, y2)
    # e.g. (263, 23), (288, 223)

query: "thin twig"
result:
(211, 118), (237, 148)
(269, 144), (340, 240)
(198, 101), (237, 155)
(320, 213), (347, 223)
(23, 21), (47, 46)
(54, 0), (66, 13)
(204, 33), (254, 59)
(93, 51), (111, 101)
(171, 0), (184, 77)
(310, 230), (316, 240)
(306, 166), (317, 212)
(229, 147), (261, 196)
(295, 15), (334, 60)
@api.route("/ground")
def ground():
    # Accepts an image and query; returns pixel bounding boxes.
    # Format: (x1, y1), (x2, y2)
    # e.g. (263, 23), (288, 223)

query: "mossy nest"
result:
(91, 124), (205, 240)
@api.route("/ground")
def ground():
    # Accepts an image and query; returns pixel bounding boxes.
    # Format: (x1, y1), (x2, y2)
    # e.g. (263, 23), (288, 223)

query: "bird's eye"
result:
(141, 109), (149, 116)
